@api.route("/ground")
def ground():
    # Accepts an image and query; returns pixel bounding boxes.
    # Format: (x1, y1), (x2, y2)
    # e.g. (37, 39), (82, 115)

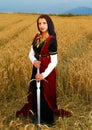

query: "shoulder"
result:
(47, 35), (57, 43)
(49, 35), (57, 45)
(48, 36), (57, 54)
(32, 33), (40, 45)
(34, 33), (40, 41)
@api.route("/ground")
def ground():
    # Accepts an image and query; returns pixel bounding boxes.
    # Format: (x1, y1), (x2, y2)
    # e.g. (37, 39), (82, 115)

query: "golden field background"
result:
(0, 13), (92, 130)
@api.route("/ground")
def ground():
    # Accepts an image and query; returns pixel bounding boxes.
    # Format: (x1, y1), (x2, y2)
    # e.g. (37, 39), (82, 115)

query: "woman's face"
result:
(38, 18), (48, 33)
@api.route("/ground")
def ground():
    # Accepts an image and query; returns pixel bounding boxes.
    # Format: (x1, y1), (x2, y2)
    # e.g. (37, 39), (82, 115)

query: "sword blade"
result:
(36, 68), (41, 124)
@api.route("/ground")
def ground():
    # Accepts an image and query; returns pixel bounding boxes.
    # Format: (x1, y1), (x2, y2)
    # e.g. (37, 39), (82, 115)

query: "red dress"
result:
(16, 34), (72, 124)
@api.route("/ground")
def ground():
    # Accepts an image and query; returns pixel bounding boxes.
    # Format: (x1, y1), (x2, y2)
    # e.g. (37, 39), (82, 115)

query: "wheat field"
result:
(0, 13), (92, 130)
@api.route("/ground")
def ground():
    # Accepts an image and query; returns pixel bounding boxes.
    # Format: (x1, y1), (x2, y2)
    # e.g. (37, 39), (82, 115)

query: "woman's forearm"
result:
(29, 45), (37, 64)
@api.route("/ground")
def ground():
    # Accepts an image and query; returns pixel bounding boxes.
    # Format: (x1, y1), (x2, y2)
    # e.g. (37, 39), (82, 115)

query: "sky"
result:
(0, 0), (92, 14)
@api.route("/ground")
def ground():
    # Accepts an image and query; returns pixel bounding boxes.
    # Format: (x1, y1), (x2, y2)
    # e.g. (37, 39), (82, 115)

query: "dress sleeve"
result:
(41, 54), (57, 78)
(29, 45), (37, 64)
(49, 37), (57, 55)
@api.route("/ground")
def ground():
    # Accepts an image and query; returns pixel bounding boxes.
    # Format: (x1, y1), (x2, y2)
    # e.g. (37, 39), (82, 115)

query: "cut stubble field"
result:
(0, 13), (92, 130)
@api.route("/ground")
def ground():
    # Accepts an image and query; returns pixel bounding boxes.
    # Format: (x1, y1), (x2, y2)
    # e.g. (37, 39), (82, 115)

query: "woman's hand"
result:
(35, 73), (44, 80)
(33, 60), (40, 68)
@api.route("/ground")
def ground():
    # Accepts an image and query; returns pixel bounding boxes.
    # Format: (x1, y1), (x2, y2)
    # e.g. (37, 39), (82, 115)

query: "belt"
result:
(39, 54), (50, 58)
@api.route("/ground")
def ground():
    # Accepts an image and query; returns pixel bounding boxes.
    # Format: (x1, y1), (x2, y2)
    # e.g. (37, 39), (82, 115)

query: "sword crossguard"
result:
(29, 78), (48, 83)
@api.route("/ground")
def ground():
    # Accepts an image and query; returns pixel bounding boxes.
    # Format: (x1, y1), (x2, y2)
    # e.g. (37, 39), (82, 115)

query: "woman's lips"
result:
(41, 28), (45, 31)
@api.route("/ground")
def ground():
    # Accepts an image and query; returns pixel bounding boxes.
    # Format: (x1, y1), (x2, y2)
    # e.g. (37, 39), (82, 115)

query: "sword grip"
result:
(37, 68), (40, 74)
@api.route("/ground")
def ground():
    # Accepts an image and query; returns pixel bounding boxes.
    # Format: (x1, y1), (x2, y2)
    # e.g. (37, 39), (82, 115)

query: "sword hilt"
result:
(30, 68), (48, 83)
(29, 78), (48, 83)
(37, 68), (40, 74)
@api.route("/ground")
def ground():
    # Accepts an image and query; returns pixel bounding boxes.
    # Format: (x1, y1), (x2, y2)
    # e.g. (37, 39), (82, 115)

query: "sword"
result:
(30, 67), (48, 126)
(36, 67), (41, 125)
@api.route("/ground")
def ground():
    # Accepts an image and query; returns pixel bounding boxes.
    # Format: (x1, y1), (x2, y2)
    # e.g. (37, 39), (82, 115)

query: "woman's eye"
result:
(38, 23), (41, 25)
(43, 22), (46, 24)
(38, 21), (47, 26)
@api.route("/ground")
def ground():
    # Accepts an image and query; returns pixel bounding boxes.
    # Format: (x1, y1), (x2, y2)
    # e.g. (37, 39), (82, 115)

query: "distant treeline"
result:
(0, 12), (92, 17)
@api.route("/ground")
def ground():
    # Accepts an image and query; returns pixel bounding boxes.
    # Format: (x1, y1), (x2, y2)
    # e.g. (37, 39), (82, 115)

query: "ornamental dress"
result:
(31, 34), (57, 124)
(16, 33), (72, 124)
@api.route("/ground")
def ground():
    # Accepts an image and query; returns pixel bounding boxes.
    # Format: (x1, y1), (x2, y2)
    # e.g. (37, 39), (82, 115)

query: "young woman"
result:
(16, 14), (72, 125)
